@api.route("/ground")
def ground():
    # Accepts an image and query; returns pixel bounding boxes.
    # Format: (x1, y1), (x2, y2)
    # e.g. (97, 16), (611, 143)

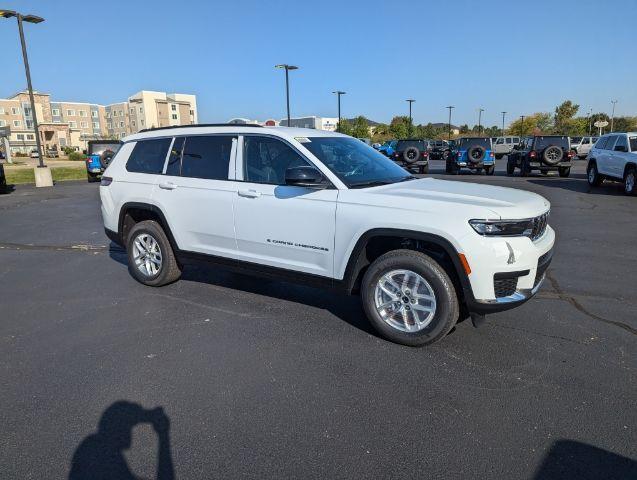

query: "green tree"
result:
(611, 116), (637, 132)
(389, 116), (410, 139)
(554, 100), (580, 134)
(352, 116), (370, 138)
(371, 123), (391, 143)
(337, 119), (353, 136)
(534, 112), (553, 132)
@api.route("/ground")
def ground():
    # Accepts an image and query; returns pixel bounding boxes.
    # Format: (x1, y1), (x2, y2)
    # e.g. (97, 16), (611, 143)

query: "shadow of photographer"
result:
(69, 401), (174, 480)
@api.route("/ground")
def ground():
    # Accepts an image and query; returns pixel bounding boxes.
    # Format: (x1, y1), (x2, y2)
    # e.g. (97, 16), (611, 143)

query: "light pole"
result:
(610, 100), (618, 132)
(446, 106), (455, 140)
(588, 108), (593, 135)
(1, 10), (45, 169)
(333, 91), (346, 132)
(406, 99), (415, 134)
(501, 111), (507, 136)
(520, 115), (526, 135)
(275, 64), (298, 127)
(477, 108), (484, 135)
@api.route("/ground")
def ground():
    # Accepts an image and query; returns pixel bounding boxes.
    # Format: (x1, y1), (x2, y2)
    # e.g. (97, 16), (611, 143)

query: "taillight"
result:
(567, 150), (574, 158)
(100, 176), (113, 186)
(457, 152), (462, 158)
(529, 150), (537, 159)
(422, 151), (428, 157)
(489, 151), (494, 158)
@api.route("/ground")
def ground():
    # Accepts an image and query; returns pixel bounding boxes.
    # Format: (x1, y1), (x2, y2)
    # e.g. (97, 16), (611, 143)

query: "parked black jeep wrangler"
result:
(391, 139), (430, 174)
(507, 135), (574, 177)
(428, 140), (453, 161)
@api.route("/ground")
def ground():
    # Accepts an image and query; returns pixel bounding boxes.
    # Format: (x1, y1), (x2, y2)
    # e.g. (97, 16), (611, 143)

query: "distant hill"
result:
(344, 117), (381, 126)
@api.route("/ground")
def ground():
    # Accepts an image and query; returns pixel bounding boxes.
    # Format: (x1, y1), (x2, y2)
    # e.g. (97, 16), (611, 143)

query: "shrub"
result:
(68, 151), (84, 161)
(62, 146), (75, 155)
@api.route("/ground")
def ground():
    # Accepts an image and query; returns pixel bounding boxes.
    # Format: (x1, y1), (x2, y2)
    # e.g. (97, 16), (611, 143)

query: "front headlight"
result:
(469, 219), (533, 236)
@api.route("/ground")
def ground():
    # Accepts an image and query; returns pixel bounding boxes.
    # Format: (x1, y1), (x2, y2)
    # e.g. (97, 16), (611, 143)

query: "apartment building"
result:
(0, 89), (198, 154)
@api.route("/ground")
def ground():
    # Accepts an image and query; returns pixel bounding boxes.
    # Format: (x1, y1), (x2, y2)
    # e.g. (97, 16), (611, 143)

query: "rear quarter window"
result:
(126, 138), (171, 174)
(629, 136), (637, 152)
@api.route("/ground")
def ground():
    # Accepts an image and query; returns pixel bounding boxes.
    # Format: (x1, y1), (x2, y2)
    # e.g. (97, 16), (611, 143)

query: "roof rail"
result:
(138, 123), (263, 133)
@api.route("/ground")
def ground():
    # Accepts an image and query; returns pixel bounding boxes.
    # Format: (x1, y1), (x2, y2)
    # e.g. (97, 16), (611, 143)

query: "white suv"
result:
(100, 125), (555, 346)
(586, 132), (637, 195)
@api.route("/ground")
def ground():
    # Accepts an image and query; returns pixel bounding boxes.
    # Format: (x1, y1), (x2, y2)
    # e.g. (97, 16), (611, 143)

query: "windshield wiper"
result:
(348, 180), (392, 189)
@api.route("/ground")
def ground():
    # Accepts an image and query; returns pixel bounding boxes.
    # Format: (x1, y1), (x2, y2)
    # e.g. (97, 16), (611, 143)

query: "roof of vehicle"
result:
(396, 138), (426, 142)
(458, 137), (491, 141)
(124, 125), (348, 143)
(599, 131), (637, 136)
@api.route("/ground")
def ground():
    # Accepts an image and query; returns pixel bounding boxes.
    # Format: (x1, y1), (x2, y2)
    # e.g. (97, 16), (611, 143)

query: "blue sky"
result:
(1, 0), (636, 126)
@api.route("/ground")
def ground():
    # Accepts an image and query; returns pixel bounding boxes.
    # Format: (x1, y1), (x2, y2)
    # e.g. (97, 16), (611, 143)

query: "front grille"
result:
(494, 277), (518, 298)
(529, 211), (549, 241)
(534, 249), (553, 287)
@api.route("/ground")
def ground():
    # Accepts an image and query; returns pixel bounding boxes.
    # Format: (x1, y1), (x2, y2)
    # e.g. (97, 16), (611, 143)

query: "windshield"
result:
(89, 142), (122, 156)
(459, 138), (491, 149)
(303, 137), (412, 188)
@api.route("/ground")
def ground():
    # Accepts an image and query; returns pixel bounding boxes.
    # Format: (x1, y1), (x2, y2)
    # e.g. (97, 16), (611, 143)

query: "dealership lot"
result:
(1, 159), (635, 478)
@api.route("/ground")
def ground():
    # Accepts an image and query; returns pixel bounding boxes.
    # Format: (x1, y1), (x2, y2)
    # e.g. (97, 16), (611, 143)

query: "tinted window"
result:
(165, 137), (184, 176)
(604, 135), (618, 150)
(505, 138), (512, 144)
(614, 135), (628, 151)
(126, 138), (171, 174)
(629, 136), (637, 152)
(513, 137), (520, 143)
(496, 138), (504, 144)
(181, 135), (235, 180)
(534, 136), (569, 149)
(459, 138), (491, 149)
(89, 141), (121, 156)
(595, 137), (608, 149)
(582, 138), (590, 145)
(244, 136), (310, 185)
(396, 140), (426, 150)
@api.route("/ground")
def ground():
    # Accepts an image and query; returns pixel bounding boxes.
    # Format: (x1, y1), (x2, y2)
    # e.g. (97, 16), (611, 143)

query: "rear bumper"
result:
(529, 161), (572, 169)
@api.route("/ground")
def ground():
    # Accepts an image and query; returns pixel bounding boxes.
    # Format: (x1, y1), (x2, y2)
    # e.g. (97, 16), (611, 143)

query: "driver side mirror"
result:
(285, 166), (328, 188)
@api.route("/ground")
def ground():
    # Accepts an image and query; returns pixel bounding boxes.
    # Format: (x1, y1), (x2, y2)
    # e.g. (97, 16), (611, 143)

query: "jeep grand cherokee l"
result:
(100, 125), (554, 347)
(507, 135), (574, 177)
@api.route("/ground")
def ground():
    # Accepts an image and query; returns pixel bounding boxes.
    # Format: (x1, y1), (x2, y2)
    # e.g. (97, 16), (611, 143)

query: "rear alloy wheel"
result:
(126, 220), (181, 286)
(587, 162), (603, 186)
(361, 249), (459, 346)
(558, 167), (571, 178)
(625, 167), (637, 196)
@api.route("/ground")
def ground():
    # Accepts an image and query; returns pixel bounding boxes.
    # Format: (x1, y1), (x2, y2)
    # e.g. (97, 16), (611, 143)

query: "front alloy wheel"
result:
(374, 269), (437, 333)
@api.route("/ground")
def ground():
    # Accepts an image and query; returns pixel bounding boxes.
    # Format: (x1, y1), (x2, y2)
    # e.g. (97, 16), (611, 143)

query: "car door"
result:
(600, 135), (618, 177)
(152, 134), (239, 257)
(610, 135), (629, 178)
(233, 135), (337, 277)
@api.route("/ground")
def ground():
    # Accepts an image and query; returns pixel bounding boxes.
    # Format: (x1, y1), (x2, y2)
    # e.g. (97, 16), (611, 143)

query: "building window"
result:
(119, 121), (124, 128)
(52, 108), (60, 116)
(121, 132), (127, 139)
(17, 134), (25, 140)
(12, 107), (20, 115)
(130, 108), (134, 114)
(93, 122), (99, 128)
(119, 110), (124, 117)
(13, 120), (21, 127)
(107, 122), (112, 129)
(171, 104), (177, 111)
(66, 109), (75, 116)
(69, 121), (77, 128)
(91, 110), (98, 118)
(24, 107), (32, 116)
(139, 107), (143, 113)
(131, 120), (136, 127)
(0, 107), (4, 114)
(106, 112), (111, 119)
(190, 110), (194, 115)
(0, 120), (5, 127)
(26, 120), (33, 128)
(27, 134), (34, 140)
(80, 121), (88, 128)
(140, 119), (144, 126)
(171, 114), (178, 120)
(79, 110), (87, 117)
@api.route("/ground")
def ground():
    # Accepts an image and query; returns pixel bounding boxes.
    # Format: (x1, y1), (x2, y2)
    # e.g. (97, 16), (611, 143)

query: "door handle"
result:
(159, 182), (177, 190)
(238, 189), (261, 198)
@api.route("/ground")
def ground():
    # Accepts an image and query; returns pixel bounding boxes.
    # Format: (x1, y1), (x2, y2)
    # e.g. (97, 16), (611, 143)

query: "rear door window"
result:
(505, 138), (512, 144)
(126, 138), (171, 174)
(181, 135), (235, 180)
(614, 135), (628, 151)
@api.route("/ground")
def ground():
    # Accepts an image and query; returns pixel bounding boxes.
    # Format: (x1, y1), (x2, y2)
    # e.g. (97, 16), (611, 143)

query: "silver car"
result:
(493, 136), (521, 159)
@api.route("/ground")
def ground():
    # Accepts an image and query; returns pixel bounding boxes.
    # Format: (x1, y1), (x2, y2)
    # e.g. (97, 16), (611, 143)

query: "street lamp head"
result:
(333, 91), (346, 95)
(0, 9), (17, 18)
(275, 64), (298, 70)
(406, 99), (415, 103)
(23, 15), (45, 23)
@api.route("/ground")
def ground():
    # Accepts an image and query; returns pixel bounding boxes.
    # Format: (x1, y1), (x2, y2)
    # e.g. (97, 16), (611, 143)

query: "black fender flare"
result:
(117, 202), (180, 252)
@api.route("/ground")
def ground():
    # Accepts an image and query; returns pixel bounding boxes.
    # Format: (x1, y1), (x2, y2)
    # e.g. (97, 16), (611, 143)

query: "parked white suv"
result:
(493, 136), (521, 159)
(100, 125), (555, 346)
(587, 132), (637, 195)
(572, 136), (598, 159)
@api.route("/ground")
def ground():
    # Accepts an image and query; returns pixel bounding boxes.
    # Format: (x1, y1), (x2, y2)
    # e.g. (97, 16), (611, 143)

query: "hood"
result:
(360, 178), (550, 219)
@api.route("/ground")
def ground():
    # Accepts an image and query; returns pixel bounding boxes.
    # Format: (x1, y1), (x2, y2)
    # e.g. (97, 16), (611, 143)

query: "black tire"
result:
(419, 163), (429, 175)
(99, 149), (115, 169)
(126, 220), (181, 287)
(542, 146), (563, 165)
(558, 167), (571, 178)
(87, 172), (99, 183)
(624, 167), (637, 196)
(520, 160), (531, 177)
(475, 168), (483, 175)
(587, 161), (603, 186)
(445, 161), (452, 174)
(506, 159), (515, 176)
(403, 147), (420, 164)
(451, 162), (460, 175)
(442, 150), (451, 161)
(485, 165), (495, 175)
(467, 146), (485, 163)
(360, 249), (459, 347)
(495, 154), (503, 160)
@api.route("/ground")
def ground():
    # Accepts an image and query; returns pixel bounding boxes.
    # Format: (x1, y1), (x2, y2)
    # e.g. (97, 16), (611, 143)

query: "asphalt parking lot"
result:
(1, 159), (636, 479)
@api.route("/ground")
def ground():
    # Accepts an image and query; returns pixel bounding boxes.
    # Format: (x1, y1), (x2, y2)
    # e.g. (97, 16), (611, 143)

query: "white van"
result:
(493, 136), (521, 159)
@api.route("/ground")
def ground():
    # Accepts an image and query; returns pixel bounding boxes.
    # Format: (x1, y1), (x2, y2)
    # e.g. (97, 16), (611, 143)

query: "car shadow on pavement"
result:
(533, 440), (637, 480)
(528, 178), (626, 196)
(68, 401), (174, 480)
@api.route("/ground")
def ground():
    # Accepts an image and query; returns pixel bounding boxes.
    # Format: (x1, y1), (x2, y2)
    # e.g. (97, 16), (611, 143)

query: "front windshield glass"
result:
(303, 137), (412, 188)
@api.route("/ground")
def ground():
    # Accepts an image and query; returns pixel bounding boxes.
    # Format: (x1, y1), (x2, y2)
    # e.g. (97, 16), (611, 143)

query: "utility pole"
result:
(610, 100), (618, 132)
(477, 108), (484, 135)
(406, 99), (415, 135)
(446, 106), (455, 141)
(333, 91), (346, 132)
(588, 108), (593, 136)
(275, 64), (299, 127)
(501, 111), (507, 136)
